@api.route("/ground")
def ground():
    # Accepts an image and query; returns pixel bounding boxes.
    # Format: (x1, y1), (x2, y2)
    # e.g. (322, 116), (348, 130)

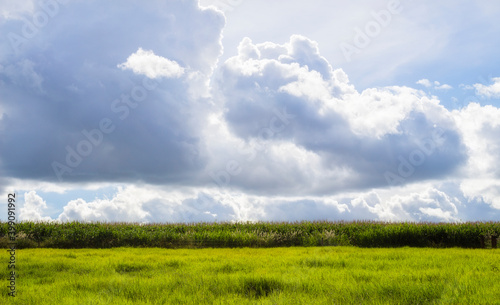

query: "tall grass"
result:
(1, 220), (499, 249)
(1, 247), (499, 304)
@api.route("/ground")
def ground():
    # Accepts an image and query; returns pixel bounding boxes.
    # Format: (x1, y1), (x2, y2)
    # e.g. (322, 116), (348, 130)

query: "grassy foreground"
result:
(3, 247), (500, 304)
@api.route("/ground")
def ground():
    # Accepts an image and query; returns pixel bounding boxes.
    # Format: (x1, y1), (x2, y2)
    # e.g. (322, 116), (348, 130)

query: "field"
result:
(2, 246), (500, 304)
(2, 221), (500, 303)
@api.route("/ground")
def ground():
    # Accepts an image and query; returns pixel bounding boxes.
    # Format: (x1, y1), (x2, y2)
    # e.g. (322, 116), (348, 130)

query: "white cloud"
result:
(417, 79), (432, 87)
(215, 35), (466, 195)
(452, 103), (500, 177)
(339, 86), (446, 139)
(452, 102), (500, 211)
(49, 185), (353, 223)
(460, 179), (500, 210)
(417, 79), (452, 90)
(387, 187), (460, 222)
(22, 182), (472, 223)
(20, 191), (52, 221)
(198, 0), (245, 13)
(118, 48), (185, 79)
(474, 77), (500, 98)
(58, 186), (154, 222)
(54, 186), (237, 223)
(435, 84), (452, 90)
(349, 185), (461, 222)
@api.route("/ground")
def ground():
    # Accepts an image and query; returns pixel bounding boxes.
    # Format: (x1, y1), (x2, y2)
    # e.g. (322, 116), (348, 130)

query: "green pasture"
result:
(2, 246), (500, 304)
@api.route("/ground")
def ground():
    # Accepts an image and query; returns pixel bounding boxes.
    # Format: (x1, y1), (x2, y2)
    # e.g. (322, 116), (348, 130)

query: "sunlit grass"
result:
(2, 247), (500, 304)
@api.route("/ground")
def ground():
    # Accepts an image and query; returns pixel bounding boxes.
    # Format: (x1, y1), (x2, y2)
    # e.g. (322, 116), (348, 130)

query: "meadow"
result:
(2, 246), (500, 304)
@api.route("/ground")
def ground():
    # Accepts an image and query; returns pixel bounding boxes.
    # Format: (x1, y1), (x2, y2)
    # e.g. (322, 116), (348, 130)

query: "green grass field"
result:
(3, 246), (500, 304)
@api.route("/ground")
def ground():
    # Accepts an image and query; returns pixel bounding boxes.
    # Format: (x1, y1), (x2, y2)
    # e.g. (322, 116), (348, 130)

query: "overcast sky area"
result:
(1, 0), (500, 223)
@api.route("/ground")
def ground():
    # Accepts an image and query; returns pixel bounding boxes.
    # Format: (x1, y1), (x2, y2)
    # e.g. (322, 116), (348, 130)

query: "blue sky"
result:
(1, 0), (500, 223)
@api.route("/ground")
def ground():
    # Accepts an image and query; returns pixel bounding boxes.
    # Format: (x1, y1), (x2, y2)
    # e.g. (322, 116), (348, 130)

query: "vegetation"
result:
(2, 246), (499, 304)
(1, 220), (499, 249)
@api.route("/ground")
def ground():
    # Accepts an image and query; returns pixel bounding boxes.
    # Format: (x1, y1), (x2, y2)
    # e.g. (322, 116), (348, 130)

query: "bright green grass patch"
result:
(2, 247), (500, 304)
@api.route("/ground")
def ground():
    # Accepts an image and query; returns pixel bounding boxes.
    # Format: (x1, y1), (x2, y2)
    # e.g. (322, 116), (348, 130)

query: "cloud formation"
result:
(474, 77), (500, 98)
(1, 0), (499, 223)
(417, 79), (452, 90)
(17, 180), (500, 224)
(0, 0), (225, 183)
(20, 191), (52, 222)
(214, 36), (467, 194)
(118, 48), (185, 79)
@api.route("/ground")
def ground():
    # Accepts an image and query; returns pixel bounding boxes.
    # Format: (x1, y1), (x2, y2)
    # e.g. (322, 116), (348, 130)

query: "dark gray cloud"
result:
(0, 0), (224, 183)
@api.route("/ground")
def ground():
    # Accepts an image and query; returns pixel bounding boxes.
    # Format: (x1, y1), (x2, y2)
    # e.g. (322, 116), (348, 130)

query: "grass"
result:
(2, 246), (500, 304)
(1, 220), (499, 249)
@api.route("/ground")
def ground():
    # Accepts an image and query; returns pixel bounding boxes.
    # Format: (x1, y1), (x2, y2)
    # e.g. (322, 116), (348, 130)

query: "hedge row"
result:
(1, 221), (499, 249)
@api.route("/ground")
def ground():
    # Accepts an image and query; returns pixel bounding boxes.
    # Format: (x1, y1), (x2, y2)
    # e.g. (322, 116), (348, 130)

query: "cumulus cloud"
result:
(417, 79), (452, 90)
(20, 191), (52, 221)
(20, 182), (495, 224)
(30, 186), (358, 223)
(348, 184), (463, 222)
(118, 48), (185, 79)
(416, 79), (432, 87)
(452, 103), (500, 210)
(2, 1), (500, 224)
(435, 84), (452, 90)
(55, 186), (238, 223)
(452, 103), (500, 177)
(214, 35), (467, 194)
(460, 179), (500, 210)
(58, 186), (154, 222)
(474, 77), (500, 98)
(385, 188), (460, 222)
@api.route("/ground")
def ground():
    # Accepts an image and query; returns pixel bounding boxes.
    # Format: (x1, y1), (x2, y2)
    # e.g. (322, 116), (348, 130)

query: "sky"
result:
(1, 0), (500, 223)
